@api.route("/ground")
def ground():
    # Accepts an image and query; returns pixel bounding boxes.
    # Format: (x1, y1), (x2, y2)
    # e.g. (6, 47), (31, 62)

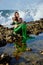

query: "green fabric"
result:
(13, 23), (27, 43)
(13, 23), (22, 32)
(13, 22), (27, 51)
(13, 22), (34, 52)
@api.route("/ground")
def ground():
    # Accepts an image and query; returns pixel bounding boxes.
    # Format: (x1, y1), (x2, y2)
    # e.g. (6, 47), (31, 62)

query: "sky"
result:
(0, 0), (43, 10)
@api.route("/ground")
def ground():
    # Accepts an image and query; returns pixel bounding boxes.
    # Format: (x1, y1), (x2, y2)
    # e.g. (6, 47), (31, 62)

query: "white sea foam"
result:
(0, 7), (43, 28)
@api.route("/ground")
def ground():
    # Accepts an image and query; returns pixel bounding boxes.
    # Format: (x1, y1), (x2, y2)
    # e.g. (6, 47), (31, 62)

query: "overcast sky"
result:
(0, 0), (43, 10)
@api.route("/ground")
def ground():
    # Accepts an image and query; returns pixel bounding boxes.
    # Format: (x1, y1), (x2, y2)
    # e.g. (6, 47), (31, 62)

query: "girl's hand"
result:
(12, 24), (18, 28)
(14, 24), (18, 28)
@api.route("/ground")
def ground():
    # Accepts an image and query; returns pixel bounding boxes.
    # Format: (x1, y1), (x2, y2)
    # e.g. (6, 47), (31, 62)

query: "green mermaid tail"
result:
(13, 23), (34, 52)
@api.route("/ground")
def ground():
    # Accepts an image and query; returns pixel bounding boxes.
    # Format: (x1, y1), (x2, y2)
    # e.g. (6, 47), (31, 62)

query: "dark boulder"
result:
(0, 39), (7, 47)
(0, 53), (12, 65)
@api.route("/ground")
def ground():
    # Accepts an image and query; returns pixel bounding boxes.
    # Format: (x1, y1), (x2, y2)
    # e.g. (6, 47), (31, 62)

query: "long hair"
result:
(14, 12), (19, 22)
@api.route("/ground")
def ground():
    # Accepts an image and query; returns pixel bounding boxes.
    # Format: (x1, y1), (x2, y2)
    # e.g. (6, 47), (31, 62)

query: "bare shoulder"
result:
(12, 17), (15, 21)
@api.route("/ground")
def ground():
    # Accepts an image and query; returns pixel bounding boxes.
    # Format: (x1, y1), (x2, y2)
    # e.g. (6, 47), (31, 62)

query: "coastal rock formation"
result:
(27, 18), (43, 35)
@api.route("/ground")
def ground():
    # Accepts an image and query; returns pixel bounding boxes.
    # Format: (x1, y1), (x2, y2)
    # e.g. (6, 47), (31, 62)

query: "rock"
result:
(0, 39), (7, 47)
(0, 63), (9, 65)
(27, 19), (43, 35)
(35, 59), (43, 65)
(13, 50), (23, 58)
(6, 63), (9, 65)
(40, 51), (43, 55)
(26, 48), (32, 51)
(19, 62), (26, 65)
(0, 53), (12, 65)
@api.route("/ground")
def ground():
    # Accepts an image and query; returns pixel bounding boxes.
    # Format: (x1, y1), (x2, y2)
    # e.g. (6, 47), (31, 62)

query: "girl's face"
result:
(15, 12), (19, 18)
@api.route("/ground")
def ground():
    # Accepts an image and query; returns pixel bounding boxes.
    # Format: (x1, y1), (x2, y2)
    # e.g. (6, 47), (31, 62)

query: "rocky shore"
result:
(27, 18), (43, 35)
(0, 18), (43, 46)
(0, 51), (43, 65)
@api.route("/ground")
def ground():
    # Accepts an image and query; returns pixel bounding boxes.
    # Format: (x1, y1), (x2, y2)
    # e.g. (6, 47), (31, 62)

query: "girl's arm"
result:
(12, 17), (15, 22)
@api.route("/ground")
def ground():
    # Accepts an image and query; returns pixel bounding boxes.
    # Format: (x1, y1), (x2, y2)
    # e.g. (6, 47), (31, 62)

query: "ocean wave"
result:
(0, 10), (33, 27)
(0, 9), (43, 27)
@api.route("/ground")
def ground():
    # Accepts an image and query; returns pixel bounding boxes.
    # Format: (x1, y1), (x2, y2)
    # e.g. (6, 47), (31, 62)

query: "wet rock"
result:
(0, 39), (7, 47)
(19, 62), (26, 65)
(26, 48), (32, 51)
(40, 51), (43, 55)
(0, 63), (9, 65)
(19, 61), (33, 65)
(0, 53), (12, 65)
(35, 59), (43, 65)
